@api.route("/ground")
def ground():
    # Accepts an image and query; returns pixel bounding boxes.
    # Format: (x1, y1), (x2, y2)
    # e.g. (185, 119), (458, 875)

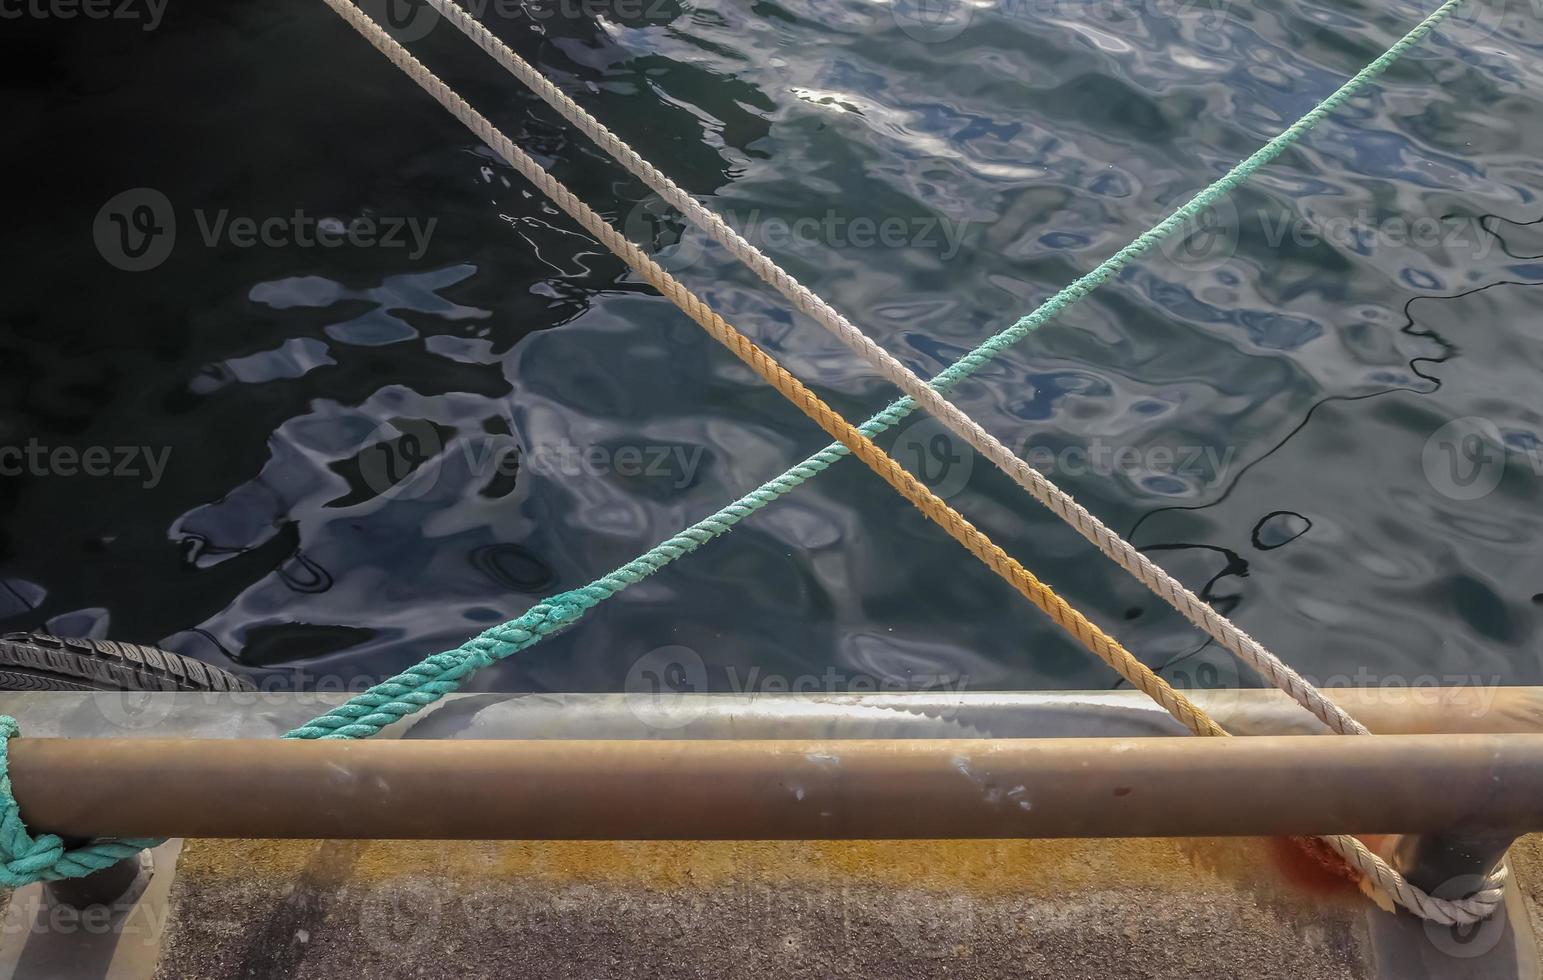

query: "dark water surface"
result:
(2, 0), (1541, 698)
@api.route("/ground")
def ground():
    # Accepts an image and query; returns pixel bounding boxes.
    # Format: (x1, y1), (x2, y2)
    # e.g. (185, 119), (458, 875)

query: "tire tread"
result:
(0, 633), (252, 693)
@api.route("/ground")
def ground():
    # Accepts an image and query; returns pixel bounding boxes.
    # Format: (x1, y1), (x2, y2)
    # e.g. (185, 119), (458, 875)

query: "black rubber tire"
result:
(0, 633), (253, 693)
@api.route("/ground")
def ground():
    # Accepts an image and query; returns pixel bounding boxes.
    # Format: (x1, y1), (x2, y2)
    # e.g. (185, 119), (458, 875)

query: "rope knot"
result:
(0, 716), (156, 888)
(0, 716), (70, 886)
(0, 831), (66, 885)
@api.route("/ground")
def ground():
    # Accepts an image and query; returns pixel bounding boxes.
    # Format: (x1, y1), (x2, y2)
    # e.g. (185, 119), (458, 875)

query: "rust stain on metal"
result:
(1267, 837), (1364, 897)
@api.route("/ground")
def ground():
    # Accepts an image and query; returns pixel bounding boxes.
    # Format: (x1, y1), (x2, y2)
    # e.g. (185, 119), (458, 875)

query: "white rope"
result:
(1324, 834), (1508, 926)
(318, 0), (1508, 925)
(426, 0), (1370, 741)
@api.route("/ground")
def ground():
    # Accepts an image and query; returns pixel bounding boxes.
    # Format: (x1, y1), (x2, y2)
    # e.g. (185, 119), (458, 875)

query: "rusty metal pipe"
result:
(8, 733), (1543, 841)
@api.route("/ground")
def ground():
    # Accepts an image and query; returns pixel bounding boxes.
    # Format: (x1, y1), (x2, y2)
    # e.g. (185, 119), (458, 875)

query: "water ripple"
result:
(2, 0), (1540, 693)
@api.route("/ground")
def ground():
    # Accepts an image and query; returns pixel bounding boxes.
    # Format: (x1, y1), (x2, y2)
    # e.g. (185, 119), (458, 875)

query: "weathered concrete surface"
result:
(146, 835), (1541, 980)
(1512, 836), (1543, 962)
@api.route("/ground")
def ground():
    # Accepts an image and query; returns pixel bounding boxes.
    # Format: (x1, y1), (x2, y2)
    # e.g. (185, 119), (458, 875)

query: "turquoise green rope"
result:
(0, 717), (158, 887)
(0, 0), (1466, 885)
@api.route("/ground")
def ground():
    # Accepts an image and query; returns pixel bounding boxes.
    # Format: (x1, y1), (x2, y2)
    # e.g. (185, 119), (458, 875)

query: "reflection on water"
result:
(1, 0), (1541, 694)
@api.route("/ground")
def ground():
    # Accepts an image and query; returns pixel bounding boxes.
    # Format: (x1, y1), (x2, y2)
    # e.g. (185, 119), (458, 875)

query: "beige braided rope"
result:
(319, 0), (1507, 925)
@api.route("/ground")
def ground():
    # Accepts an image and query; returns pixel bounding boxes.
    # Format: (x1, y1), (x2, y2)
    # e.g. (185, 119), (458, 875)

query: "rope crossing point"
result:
(0, 0), (1506, 927)
(425, 0), (1369, 739)
(309, 0), (1225, 743)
